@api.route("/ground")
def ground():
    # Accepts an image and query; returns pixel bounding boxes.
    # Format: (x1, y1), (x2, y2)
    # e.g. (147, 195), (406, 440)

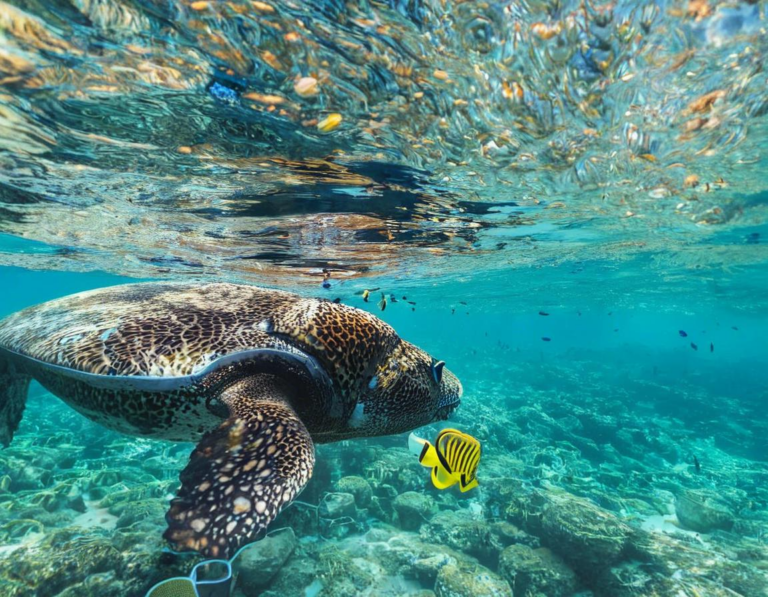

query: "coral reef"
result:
(675, 489), (735, 533)
(1, 352), (766, 596)
(236, 529), (297, 593)
(335, 476), (373, 508)
(498, 545), (577, 597)
(434, 562), (512, 597)
(395, 492), (437, 531)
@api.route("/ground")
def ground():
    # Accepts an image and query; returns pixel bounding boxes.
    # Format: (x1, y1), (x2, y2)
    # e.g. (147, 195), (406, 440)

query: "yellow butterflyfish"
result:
(409, 428), (481, 492)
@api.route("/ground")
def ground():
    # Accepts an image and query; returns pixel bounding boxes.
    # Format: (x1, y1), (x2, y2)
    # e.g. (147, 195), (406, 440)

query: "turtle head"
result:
(258, 299), (462, 435)
(433, 363), (463, 420)
(361, 340), (463, 434)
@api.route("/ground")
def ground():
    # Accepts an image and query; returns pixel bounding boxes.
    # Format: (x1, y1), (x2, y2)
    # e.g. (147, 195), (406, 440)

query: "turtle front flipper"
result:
(0, 355), (31, 447)
(163, 376), (314, 559)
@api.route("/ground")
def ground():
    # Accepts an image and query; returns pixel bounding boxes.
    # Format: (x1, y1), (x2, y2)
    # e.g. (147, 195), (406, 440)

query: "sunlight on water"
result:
(0, 0), (766, 304)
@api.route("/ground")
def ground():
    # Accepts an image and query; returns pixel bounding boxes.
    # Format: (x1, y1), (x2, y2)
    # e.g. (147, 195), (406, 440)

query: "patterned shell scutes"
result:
(0, 283), (299, 377)
(261, 299), (401, 396)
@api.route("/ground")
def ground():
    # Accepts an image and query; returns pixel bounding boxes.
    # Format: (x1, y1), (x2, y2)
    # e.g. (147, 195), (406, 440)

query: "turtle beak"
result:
(434, 369), (462, 420)
(433, 397), (460, 422)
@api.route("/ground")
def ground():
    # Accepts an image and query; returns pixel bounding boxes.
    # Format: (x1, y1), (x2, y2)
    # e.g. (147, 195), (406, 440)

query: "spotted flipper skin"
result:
(163, 375), (314, 559)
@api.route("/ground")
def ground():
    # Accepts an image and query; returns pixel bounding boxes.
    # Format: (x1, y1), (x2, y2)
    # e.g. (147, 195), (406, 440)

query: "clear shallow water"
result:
(1, 266), (767, 596)
(1, 0), (768, 595)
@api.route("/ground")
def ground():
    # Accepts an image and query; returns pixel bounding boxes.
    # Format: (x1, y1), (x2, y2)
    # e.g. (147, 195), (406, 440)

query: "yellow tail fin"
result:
(431, 465), (458, 490)
(459, 474), (478, 492)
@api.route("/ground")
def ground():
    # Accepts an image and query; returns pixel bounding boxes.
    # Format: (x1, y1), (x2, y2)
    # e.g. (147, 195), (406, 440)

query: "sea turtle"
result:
(0, 282), (461, 558)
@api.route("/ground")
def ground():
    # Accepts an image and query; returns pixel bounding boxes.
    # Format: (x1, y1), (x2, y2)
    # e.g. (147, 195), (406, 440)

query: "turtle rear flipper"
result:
(164, 375), (314, 559)
(0, 355), (31, 447)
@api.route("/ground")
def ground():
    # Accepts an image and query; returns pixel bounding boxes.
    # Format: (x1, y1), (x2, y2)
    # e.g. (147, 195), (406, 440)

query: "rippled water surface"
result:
(0, 0), (766, 305)
(0, 1), (767, 596)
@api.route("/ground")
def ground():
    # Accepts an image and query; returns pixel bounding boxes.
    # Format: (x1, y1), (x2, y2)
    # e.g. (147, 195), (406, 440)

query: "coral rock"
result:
(336, 476), (373, 508)
(420, 509), (500, 565)
(675, 489), (735, 533)
(539, 492), (632, 573)
(394, 491), (437, 531)
(319, 492), (357, 520)
(435, 562), (513, 597)
(236, 528), (297, 592)
(498, 544), (578, 597)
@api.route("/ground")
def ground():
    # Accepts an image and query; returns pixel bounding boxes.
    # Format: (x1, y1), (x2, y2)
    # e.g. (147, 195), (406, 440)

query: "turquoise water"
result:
(1, 0), (768, 595)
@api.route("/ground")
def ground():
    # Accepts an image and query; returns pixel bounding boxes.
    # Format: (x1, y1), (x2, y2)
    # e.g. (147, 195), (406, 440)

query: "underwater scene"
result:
(1, 0), (768, 595)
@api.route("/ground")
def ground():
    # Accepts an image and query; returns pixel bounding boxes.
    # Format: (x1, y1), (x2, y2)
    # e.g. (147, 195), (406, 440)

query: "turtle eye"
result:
(431, 360), (445, 384)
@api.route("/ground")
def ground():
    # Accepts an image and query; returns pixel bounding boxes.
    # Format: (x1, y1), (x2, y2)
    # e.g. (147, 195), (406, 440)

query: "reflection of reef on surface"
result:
(1, 0), (767, 294)
(1, 349), (766, 596)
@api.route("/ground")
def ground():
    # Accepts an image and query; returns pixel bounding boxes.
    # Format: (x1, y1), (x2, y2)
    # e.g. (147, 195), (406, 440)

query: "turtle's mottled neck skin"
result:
(0, 282), (462, 558)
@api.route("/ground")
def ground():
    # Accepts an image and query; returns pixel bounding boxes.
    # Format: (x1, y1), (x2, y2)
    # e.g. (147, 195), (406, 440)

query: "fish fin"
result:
(408, 433), (428, 457)
(164, 377), (314, 559)
(416, 441), (442, 469)
(459, 473), (479, 493)
(0, 356), (31, 447)
(431, 465), (458, 490)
